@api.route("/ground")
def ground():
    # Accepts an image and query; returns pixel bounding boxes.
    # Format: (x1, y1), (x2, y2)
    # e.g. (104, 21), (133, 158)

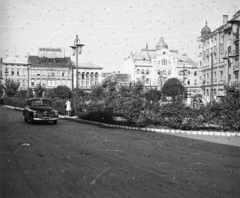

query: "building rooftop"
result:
(28, 56), (71, 67)
(3, 56), (29, 65)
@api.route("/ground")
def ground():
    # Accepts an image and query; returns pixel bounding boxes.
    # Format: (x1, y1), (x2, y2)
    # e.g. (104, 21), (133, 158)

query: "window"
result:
(220, 71), (223, 80)
(136, 69), (140, 75)
(229, 75), (231, 81)
(162, 59), (167, 65)
(194, 79), (197, 85)
(157, 70), (161, 75)
(48, 80), (51, 86)
(56, 80), (60, 86)
(141, 69), (144, 74)
(146, 78), (149, 84)
(23, 69), (27, 76)
(31, 70), (35, 76)
(42, 71), (46, 76)
(62, 71), (65, 77)
(52, 80), (55, 87)
(37, 70), (40, 76)
(188, 71), (190, 75)
(37, 79), (41, 85)
(42, 79), (46, 86)
(168, 70), (171, 75)
(194, 71), (197, 76)
(17, 69), (19, 75)
(48, 71), (51, 76)
(146, 69), (149, 75)
(11, 69), (14, 75)
(23, 80), (26, 86)
(163, 70), (166, 75)
(57, 71), (60, 76)
(52, 72), (55, 77)
(31, 79), (35, 86)
(187, 79), (190, 85)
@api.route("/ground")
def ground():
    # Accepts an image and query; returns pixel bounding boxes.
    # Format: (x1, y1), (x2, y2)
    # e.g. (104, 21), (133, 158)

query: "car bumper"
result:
(33, 117), (58, 121)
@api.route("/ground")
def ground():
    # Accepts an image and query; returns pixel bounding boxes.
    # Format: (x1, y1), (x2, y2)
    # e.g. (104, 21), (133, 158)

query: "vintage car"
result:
(23, 98), (58, 124)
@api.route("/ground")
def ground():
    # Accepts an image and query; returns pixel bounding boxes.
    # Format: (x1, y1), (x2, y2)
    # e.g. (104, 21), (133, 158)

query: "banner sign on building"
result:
(38, 47), (65, 58)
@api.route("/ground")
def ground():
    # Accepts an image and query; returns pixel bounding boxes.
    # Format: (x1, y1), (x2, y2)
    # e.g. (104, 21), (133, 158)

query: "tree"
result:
(144, 89), (162, 103)
(4, 79), (20, 97)
(90, 85), (105, 102)
(161, 78), (185, 102)
(54, 85), (71, 99)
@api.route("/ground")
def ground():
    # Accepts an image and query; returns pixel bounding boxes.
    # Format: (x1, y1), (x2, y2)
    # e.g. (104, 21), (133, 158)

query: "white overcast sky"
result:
(0, 0), (239, 72)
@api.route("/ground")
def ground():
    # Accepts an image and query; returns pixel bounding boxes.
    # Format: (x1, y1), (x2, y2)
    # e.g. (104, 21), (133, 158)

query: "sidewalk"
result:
(59, 115), (240, 147)
(2, 105), (240, 147)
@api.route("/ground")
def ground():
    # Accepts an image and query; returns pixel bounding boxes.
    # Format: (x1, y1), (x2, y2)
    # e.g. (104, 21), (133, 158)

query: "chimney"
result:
(223, 15), (228, 25)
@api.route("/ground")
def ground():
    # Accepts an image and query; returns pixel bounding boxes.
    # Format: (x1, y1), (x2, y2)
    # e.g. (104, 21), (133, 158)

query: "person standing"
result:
(66, 99), (72, 117)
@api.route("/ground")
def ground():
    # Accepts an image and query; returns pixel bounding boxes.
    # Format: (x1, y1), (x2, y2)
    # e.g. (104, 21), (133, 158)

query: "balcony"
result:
(230, 50), (239, 57)
(233, 64), (239, 72)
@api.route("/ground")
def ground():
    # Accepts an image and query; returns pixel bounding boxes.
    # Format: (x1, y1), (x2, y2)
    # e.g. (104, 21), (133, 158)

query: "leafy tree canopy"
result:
(4, 79), (20, 97)
(144, 89), (162, 102)
(161, 78), (185, 101)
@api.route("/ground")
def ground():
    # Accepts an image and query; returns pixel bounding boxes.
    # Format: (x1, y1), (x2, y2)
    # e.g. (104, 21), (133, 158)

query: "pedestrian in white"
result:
(66, 100), (72, 117)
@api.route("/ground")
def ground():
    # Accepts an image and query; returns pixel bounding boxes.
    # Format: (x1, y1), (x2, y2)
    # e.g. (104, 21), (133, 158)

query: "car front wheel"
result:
(30, 117), (35, 125)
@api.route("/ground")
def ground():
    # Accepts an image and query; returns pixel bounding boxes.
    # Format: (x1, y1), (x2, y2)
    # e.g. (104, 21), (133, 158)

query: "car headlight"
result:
(33, 111), (37, 117)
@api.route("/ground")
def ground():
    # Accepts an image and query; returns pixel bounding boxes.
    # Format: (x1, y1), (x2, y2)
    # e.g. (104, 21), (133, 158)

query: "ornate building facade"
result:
(197, 11), (240, 102)
(73, 62), (103, 90)
(2, 56), (30, 90)
(123, 37), (200, 96)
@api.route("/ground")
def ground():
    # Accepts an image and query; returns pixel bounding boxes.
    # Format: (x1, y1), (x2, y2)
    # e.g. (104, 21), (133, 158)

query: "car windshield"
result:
(30, 99), (52, 107)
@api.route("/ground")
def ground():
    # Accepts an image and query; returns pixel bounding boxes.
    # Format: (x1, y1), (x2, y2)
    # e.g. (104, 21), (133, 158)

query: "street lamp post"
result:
(27, 64), (31, 90)
(70, 35), (84, 90)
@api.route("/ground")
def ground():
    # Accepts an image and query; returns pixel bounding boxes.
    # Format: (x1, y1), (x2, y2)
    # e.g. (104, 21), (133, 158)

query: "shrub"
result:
(4, 79), (20, 97)
(15, 90), (28, 99)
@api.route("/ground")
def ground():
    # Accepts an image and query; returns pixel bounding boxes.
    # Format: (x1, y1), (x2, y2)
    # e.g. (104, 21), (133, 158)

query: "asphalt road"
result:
(1, 107), (240, 198)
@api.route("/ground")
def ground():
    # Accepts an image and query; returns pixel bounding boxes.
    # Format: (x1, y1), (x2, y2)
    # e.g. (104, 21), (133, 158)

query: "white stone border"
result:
(2, 105), (240, 137)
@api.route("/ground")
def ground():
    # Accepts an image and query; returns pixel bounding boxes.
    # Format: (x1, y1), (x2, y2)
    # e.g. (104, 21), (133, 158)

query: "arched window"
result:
(137, 69), (140, 75)
(141, 69), (144, 74)
(86, 72), (89, 86)
(95, 73), (98, 84)
(90, 72), (94, 86)
(162, 59), (167, 65)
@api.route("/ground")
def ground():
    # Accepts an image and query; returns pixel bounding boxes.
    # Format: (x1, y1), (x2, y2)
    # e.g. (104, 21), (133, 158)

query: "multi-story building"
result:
(2, 56), (30, 90)
(28, 47), (72, 89)
(198, 10), (240, 103)
(123, 37), (200, 96)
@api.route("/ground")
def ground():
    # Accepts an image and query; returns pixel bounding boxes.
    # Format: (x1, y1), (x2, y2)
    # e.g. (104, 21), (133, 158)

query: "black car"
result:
(23, 98), (58, 124)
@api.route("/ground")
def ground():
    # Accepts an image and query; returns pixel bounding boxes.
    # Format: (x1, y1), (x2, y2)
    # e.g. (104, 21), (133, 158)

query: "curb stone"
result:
(2, 105), (239, 137)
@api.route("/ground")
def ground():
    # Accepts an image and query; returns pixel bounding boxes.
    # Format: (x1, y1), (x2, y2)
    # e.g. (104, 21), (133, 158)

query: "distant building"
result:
(73, 62), (103, 90)
(102, 72), (131, 87)
(28, 54), (72, 89)
(123, 37), (200, 95)
(197, 10), (240, 102)
(2, 56), (30, 90)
